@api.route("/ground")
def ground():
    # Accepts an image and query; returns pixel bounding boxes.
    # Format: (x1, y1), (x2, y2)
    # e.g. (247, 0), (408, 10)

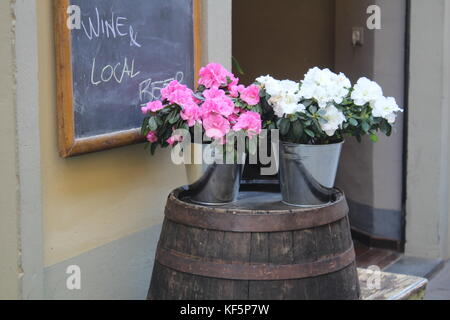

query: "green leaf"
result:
(348, 118), (358, 126)
(309, 105), (318, 114)
(289, 115), (298, 122)
(251, 104), (262, 114)
(386, 124), (392, 136)
(278, 118), (291, 136)
(193, 93), (205, 101)
(168, 113), (180, 124)
(302, 100), (313, 108)
(267, 122), (276, 130)
(232, 56), (245, 75)
(380, 120), (390, 136)
(370, 134), (379, 142)
(148, 117), (158, 131)
(318, 109), (327, 117)
(361, 121), (370, 133)
(342, 99), (352, 106)
(292, 121), (303, 138)
(141, 116), (150, 135)
(150, 143), (157, 155)
(305, 129), (315, 138)
(318, 118), (327, 125)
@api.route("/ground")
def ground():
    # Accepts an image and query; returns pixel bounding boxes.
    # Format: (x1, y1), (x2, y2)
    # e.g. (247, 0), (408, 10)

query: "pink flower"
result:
(228, 113), (240, 125)
(167, 134), (184, 146)
(161, 80), (186, 100)
(201, 88), (235, 117)
(203, 114), (231, 140)
(233, 111), (262, 138)
(203, 87), (226, 100)
(181, 102), (202, 127)
(142, 100), (164, 114)
(198, 63), (234, 89)
(169, 89), (194, 106)
(146, 131), (158, 143)
(240, 85), (260, 106)
(161, 80), (195, 107)
(229, 84), (245, 98)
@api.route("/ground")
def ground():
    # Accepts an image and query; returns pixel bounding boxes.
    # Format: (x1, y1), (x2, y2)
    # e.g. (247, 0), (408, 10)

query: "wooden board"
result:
(359, 268), (428, 300)
(54, 0), (201, 157)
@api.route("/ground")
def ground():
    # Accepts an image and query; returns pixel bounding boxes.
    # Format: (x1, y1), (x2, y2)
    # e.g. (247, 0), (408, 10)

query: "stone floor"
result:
(425, 262), (450, 300)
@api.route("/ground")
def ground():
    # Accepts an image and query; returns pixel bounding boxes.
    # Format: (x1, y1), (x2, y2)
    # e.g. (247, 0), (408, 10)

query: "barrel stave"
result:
(149, 189), (359, 300)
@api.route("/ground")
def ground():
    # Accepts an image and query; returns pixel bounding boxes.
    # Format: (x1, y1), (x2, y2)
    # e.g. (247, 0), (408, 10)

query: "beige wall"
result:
(0, 0), (21, 300)
(37, 0), (189, 267)
(406, 0), (450, 259)
(232, 0), (335, 85)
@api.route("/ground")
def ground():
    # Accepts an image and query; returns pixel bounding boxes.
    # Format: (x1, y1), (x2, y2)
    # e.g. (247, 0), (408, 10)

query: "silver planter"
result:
(279, 141), (343, 207)
(188, 163), (243, 205)
(187, 144), (245, 206)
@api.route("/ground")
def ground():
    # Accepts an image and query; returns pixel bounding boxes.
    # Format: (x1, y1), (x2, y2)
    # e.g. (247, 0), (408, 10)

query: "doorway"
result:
(232, 0), (407, 268)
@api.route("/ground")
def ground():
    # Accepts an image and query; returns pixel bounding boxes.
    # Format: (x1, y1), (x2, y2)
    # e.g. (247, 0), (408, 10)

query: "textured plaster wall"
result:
(0, 0), (21, 300)
(406, 0), (450, 259)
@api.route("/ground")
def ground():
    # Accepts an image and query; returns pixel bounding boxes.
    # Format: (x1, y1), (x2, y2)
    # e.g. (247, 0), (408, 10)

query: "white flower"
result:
(371, 96), (403, 123)
(255, 75), (275, 87)
(299, 67), (351, 108)
(320, 105), (346, 136)
(336, 72), (352, 89)
(351, 77), (383, 106)
(265, 78), (303, 117)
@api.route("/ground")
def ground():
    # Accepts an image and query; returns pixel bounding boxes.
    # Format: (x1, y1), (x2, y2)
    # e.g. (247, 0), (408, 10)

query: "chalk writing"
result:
(81, 7), (141, 47)
(139, 71), (184, 103)
(90, 57), (141, 86)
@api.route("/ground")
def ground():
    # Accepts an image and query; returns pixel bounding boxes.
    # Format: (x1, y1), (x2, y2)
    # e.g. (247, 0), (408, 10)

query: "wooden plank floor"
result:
(359, 268), (428, 300)
(354, 240), (401, 270)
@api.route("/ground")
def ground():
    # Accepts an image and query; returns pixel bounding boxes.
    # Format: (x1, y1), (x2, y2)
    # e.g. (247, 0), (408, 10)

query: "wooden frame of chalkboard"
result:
(54, 0), (202, 158)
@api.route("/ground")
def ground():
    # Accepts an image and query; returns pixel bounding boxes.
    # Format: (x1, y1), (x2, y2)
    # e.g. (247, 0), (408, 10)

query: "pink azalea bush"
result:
(140, 63), (263, 154)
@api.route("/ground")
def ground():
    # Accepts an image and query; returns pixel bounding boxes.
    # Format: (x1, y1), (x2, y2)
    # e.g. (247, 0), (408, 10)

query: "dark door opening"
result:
(232, 0), (407, 265)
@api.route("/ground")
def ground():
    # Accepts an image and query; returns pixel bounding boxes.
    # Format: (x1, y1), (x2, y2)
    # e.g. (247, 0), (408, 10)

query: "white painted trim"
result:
(201, 0), (232, 69)
(14, 0), (44, 299)
(406, 0), (450, 260)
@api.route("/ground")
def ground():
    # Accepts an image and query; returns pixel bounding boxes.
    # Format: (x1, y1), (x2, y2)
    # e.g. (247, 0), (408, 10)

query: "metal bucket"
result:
(279, 141), (343, 207)
(187, 144), (245, 205)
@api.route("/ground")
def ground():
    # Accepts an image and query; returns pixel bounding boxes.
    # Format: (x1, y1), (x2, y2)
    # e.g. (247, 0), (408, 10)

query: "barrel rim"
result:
(164, 187), (349, 232)
(170, 186), (346, 214)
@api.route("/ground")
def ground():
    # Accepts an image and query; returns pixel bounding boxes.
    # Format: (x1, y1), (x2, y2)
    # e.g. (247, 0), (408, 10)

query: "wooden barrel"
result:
(148, 187), (360, 300)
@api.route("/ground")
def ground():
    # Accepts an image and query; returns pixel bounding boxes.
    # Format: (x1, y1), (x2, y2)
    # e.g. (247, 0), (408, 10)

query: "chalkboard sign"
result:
(54, 0), (201, 157)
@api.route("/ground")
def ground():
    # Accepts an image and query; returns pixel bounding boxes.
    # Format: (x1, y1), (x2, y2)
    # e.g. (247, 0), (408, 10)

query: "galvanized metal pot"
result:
(187, 144), (245, 206)
(279, 141), (343, 207)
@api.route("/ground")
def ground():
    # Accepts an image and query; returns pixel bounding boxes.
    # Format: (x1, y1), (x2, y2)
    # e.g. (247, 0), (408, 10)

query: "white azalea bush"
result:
(256, 67), (403, 144)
